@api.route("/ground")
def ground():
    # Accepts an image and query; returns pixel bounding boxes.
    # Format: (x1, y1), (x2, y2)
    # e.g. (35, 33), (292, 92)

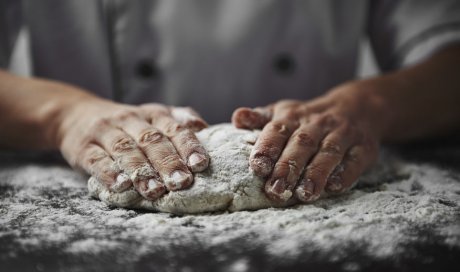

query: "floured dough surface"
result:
(88, 124), (292, 214)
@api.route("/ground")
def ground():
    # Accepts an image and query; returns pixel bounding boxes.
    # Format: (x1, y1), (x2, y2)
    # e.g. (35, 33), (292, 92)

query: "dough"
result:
(88, 124), (294, 214)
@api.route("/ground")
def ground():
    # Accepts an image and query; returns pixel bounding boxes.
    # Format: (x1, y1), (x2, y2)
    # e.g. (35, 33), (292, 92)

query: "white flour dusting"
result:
(0, 129), (459, 270)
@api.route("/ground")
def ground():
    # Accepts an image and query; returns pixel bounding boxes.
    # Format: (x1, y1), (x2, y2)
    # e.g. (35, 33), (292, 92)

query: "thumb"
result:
(232, 106), (273, 129)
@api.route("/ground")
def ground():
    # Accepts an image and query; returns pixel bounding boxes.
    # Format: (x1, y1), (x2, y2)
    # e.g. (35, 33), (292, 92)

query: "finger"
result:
(327, 144), (377, 193)
(325, 163), (346, 193)
(232, 106), (273, 130)
(131, 170), (166, 201)
(265, 123), (326, 202)
(295, 126), (354, 202)
(140, 104), (209, 171)
(249, 119), (297, 177)
(93, 119), (165, 200)
(170, 107), (208, 132)
(77, 143), (131, 193)
(117, 115), (193, 191)
(155, 115), (210, 172)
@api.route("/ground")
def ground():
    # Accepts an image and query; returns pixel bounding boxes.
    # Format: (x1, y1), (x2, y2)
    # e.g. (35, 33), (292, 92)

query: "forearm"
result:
(0, 70), (99, 150)
(349, 45), (460, 142)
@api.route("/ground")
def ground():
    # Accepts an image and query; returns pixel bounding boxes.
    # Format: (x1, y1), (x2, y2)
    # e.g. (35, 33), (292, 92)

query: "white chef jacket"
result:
(1, 0), (460, 123)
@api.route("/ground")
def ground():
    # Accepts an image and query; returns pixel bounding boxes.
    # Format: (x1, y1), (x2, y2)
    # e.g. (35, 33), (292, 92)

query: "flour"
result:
(88, 124), (293, 213)
(1, 131), (459, 270)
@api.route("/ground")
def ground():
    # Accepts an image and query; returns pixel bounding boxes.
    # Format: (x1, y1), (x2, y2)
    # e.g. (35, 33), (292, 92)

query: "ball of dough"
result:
(88, 124), (294, 214)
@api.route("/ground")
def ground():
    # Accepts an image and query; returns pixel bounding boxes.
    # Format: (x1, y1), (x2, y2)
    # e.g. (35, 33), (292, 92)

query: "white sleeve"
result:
(0, 0), (23, 68)
(368, 0), (460, 71)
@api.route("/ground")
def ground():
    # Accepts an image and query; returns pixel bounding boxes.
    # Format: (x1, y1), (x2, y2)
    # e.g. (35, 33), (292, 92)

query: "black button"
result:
(274, 53), (296, 75)
(135, 60), (158, 79)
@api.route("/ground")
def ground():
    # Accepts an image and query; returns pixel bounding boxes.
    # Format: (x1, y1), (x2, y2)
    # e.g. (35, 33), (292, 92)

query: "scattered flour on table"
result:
(0, 128), (459, 266)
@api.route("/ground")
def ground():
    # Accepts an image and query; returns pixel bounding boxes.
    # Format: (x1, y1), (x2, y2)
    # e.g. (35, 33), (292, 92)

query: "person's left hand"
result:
(232, 83), (381, 203)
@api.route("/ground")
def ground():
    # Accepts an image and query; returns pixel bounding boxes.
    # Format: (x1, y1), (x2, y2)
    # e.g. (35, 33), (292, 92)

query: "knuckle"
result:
(267, 121), (285, 132)
(157, 153), (183, 168)
(175, 134), (202, 151)
(76, 144), (98, 162)
(253, 143), (282, 159)
(100, 165), (116, 177)
(163, 122), (185, 136)
(276, 159), (300, 174)
(112, 136), (137, 153)
(85, 150), (107, 166)
(292, 132), (317, 148)
(267, 121), (291, 136)
(320, 140), (342, 156)
(306, 164), (329, 179)
(139, 129), (164, 145)
(93, 167), (117, 184)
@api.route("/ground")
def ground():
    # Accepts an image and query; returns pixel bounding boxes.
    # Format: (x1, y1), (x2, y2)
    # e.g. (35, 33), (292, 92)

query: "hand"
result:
(58, 98), (210, 200)
(232, 84), (380, 203)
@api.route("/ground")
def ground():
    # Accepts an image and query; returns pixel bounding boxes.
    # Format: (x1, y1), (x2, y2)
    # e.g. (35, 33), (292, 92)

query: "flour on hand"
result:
(88, 124), (295, 214)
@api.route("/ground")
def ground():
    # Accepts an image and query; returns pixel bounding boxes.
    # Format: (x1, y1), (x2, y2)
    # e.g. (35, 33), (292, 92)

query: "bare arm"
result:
(0, 70), (210, 199)
(0, 70), (93, 150)
(365, 45), (460, 141)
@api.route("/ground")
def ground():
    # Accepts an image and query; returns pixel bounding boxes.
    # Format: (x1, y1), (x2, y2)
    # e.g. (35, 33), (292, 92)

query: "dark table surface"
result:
(1, 144), (459, 272)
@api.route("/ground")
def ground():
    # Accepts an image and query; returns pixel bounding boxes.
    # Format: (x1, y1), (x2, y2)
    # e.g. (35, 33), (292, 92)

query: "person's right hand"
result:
(57, 98), (210, 200)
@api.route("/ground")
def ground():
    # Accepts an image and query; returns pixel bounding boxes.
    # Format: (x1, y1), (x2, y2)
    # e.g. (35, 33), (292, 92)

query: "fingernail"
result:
(327, 180), (342, 192)
(140, 178), (165, 200)
(295, 179), (319, 202)
(267, 179), (292, 201)
(250, 156), (273, 177)
(148, 178), (163, 190)
(327, 165), (344, 192)
(111, 173), (132, 193)
(188, 152), (209, 172)
(165, 170), (193, 191)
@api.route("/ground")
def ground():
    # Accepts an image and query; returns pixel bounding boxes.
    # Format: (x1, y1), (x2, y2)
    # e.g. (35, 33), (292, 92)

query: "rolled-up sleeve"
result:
(368, 0), (460, 71)
(0, 0), (22, 68)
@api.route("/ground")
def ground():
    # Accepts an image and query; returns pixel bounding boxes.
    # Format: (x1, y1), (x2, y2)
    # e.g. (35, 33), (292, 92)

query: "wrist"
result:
(0, 71), (99, 150)
(33, 80), (105, 149)
(41, 92), (88, 149)
(53, 90), (116, 150)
